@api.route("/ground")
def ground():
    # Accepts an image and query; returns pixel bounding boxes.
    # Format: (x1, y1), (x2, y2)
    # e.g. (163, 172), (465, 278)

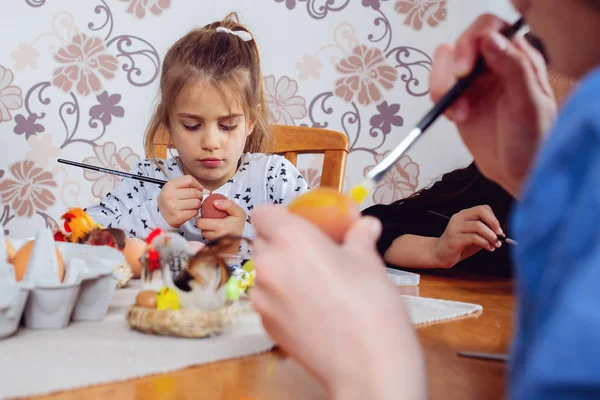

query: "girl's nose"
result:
(201, 126), (220, 151)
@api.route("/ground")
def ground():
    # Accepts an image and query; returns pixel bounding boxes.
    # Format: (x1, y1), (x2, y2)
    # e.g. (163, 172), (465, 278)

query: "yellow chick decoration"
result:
(61, 208), (103, 243)
(156, 287), (181, 310)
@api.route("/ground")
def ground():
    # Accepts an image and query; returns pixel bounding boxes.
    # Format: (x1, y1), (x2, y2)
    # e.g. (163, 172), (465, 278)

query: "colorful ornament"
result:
(156, 287), (180, 310)
(225, 277), (241, 301)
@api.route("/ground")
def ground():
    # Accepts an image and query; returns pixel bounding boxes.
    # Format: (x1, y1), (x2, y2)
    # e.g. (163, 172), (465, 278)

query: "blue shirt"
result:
(510, 67), (600, 398)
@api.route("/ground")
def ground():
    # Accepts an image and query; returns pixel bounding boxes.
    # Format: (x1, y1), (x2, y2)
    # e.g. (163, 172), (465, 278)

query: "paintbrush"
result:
(58, 159), (169, 187)
(427, 209), (518, 245)
(349, 17), (527, 204)
(458, 351), (508, 362)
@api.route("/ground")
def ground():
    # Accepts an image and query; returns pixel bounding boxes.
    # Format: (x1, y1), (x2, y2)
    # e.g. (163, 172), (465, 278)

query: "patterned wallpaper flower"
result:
(83, 142), (141, 198)
(365, 153), (419, 204)
(0, 160), (57, 218)
(52, 34), (119, 96)
(11, 43), (40, 71)
(0, 66), (23, 123)
(299, 167), (322, 189)
(90, 92), (125, 126)
(0, 0), (481, 237)
(13, 113), (44, 139)
(265, 75), (307, 125)
(395, 0), (448, 31)
(120, 0), (172, 19)
(334, 45), (397, 106)
(26, 134), (61, 167)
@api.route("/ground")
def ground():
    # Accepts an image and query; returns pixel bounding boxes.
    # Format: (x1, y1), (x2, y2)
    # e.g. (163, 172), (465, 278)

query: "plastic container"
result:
(386, 268), (420, 286)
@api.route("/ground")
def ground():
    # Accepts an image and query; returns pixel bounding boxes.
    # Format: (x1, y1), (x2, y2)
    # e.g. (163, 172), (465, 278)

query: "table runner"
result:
(0, 282), (482, 398)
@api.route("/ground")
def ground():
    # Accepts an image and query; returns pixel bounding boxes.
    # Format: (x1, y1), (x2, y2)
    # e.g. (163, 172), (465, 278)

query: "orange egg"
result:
(135, 290), (157, 308)
(124, 237), (147, 278)
(287, 187), (360, 244)
(11, 240), (65, 282)
(4, 239), (16, 264)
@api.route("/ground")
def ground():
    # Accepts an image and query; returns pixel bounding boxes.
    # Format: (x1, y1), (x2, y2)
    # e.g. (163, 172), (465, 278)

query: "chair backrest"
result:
(267, 125), (349, 191)
(149, 124), (349, 191)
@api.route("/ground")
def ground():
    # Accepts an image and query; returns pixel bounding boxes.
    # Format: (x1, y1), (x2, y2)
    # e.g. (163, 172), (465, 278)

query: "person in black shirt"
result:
(362, 162), (514, 277)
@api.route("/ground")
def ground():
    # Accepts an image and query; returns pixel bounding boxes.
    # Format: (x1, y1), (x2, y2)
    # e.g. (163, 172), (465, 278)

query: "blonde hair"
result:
(144, 12), (270, 166)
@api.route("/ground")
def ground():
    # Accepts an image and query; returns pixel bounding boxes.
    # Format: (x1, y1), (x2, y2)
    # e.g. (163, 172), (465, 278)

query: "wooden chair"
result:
(268, 125), (349, 191)
(151, 124), (349, 191)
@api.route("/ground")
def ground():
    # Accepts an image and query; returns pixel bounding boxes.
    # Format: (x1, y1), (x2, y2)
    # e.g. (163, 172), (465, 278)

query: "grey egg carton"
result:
(0, 228), (125, 338)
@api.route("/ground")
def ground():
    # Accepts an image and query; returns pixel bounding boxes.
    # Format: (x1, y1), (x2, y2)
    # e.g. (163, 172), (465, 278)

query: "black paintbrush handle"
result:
(58, 159), (168, 187)
(458, 351), (508, 362)
(365, 18), (526, 185)
(427, 209), (517, 245)
(417, 17), (526, 133)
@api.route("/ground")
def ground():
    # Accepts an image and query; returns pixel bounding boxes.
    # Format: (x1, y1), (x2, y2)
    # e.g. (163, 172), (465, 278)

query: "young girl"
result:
(85, 13), (309, 255)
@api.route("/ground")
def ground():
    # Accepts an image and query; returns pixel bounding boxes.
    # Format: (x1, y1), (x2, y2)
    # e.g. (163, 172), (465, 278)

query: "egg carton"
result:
(0, 228), (125, 338)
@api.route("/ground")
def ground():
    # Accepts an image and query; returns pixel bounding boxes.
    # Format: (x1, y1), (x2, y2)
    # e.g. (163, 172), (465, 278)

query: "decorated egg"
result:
(4, 239), (16, 264)
(287, 187), (360, 244)
(124, 237), (147, 278)
(135, 290), (158, 309)
(11, 240), (65, 282)
(201, 193), (228, 219)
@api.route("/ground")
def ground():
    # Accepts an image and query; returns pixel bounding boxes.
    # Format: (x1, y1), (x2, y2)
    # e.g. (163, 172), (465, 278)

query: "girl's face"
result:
(169, 79), (254, 190)
(512, 0), (600, 78)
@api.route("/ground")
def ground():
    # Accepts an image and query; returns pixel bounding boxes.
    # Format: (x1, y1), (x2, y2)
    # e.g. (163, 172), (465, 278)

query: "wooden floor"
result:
(27, 274), (515, 400)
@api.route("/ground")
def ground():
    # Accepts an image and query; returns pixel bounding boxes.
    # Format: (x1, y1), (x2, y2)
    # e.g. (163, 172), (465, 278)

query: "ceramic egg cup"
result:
(1, 238), (125, 337)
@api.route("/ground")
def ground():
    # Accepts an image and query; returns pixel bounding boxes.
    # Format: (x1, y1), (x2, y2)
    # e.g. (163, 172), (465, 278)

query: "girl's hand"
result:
(195, 198), (247, 241)
(157, 175), (204, 228)
(430, 14), (557, 196)
(432, 205), (503, 269)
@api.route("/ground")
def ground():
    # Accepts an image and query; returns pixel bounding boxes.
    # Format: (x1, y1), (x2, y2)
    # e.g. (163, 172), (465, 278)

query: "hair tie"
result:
(216, 27), (253, 42)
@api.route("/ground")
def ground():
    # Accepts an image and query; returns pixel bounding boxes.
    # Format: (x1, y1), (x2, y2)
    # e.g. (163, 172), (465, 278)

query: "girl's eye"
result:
(183, 123), (201, 131)
(220, 124), (237, 132)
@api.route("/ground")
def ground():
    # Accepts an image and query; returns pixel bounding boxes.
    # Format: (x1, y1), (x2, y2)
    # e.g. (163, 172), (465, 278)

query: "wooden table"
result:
(29, 274), (514, 400)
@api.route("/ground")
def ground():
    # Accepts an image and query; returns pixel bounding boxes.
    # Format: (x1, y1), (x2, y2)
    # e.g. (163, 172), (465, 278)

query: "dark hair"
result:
(393, 162), (515, 224)
(144, 12), (270, 165)
(396, 162), (483, 206)
(524, 32), (550, 64)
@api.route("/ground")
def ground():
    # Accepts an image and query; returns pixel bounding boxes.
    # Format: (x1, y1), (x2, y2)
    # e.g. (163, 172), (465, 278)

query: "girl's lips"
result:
(199, 159), (222, 167)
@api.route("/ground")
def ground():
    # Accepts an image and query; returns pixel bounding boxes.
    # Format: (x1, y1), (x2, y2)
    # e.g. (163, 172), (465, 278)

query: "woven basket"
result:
(126, 301), (249, 338)
(115, 262), (134, 289)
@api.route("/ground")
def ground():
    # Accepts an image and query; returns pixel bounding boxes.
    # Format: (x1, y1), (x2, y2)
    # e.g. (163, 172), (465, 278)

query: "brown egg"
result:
(287, 187), (360, 244)
(135, 290), (158, 308)
(11, 240), (65, 282)
(4, 239), (16, 264)
(123, 237), (147, 278)
(201, 193), (228, 219)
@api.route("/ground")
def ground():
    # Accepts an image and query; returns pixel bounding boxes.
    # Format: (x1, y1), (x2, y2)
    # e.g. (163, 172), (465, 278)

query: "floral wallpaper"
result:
(0, 0), (497, 237)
